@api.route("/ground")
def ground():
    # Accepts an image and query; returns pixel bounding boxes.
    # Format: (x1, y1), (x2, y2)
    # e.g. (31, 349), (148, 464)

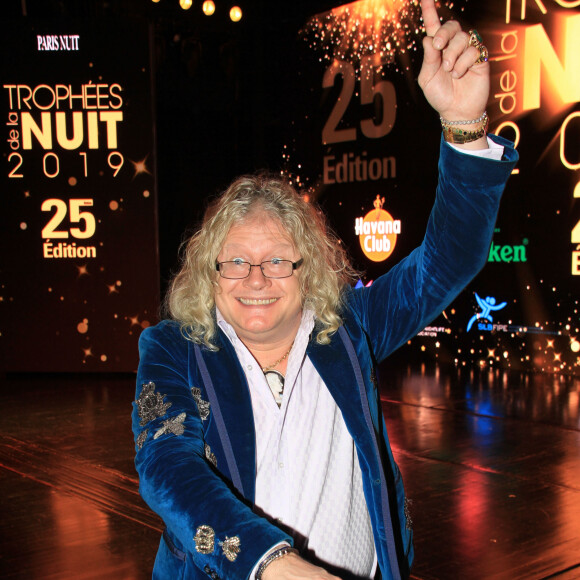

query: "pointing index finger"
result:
(421, 0), (441, 37)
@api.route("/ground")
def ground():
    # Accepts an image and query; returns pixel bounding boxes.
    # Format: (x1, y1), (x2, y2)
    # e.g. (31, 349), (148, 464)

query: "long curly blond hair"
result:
(166, 173), (358, 349)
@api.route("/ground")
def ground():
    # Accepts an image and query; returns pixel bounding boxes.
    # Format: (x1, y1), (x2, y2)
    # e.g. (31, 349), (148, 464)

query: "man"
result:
(132, 1), (518, 578)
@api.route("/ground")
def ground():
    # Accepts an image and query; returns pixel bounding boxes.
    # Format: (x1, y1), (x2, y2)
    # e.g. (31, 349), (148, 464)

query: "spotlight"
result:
(202, 1), (215, 15)
(151, 0), (161, 3)
(229, 6), (242, 22)
(180, 0), (193, 9)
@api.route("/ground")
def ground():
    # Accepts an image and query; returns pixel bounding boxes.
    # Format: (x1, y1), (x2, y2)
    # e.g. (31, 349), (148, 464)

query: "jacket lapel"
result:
(196, 331), (257, 501)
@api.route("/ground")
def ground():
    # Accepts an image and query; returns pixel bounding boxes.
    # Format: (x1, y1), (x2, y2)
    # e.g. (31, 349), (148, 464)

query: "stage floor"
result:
(1, 361), (579, 579)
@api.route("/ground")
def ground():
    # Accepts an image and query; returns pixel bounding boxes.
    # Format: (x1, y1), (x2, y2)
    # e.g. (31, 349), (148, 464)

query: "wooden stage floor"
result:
(1, 361), (579, 579)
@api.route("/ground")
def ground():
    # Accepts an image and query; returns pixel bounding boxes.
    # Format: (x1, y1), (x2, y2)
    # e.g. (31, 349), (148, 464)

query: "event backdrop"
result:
(1, 2), (578, 377)
(1, 20), (159, 372)
(285, 0), (579, 376)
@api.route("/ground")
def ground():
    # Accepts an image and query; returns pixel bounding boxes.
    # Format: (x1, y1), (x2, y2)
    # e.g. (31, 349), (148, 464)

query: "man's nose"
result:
(244, 264), (269, 286)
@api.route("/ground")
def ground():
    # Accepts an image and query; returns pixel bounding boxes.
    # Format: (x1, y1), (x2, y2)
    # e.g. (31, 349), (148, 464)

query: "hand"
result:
(261, 552), (342, 580)
(418, 0), (490, 124)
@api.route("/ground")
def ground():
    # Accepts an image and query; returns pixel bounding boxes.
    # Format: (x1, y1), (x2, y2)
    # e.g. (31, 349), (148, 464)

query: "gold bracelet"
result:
(442, 115), (489, 144)
(442, 125), (487, 144)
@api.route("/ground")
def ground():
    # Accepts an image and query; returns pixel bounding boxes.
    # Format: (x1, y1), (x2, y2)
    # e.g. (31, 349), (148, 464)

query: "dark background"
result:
(6, 0), (427, 287)
(3, 0), (579, 376)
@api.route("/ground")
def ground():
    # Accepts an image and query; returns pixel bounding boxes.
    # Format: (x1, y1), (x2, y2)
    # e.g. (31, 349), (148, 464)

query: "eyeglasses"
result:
(216, 258), (303, 279)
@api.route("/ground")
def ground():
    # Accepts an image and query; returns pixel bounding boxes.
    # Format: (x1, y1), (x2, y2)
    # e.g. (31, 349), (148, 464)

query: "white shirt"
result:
(217, 309), (377, 579)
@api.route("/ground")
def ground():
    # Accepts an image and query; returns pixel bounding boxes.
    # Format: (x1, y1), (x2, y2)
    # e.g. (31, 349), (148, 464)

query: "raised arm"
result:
(346, 2), (517, 359)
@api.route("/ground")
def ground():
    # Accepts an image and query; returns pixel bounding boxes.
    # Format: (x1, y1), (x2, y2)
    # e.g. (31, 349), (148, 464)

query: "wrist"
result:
(256, 547), (299, 580)
(441, 111), (489, 148)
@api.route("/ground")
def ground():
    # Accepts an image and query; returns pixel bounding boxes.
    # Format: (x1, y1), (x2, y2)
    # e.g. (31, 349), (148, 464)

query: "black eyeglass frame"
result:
(215, 258), (304, 279)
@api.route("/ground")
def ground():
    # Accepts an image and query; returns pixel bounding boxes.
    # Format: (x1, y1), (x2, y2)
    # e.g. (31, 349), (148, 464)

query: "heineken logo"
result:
(488, 239), (528, 263)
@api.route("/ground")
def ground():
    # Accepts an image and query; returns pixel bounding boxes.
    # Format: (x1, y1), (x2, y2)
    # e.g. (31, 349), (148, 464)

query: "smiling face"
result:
(215, 210), (303, 349)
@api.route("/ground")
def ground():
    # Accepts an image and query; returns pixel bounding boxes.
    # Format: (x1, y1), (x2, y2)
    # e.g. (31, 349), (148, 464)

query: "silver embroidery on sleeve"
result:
(191, 387), (210, 421)
(220, 536), (241, 562)
(153, 412), (186, 439)
(204, 443), (217, 467)
(136, 382), (172, 426)
(136, 429), (149, 450)
(194, 525), (215, 554)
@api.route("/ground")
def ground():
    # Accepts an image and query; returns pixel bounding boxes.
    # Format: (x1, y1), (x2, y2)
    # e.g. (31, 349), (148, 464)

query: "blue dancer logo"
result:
(467, 293), (507, 332)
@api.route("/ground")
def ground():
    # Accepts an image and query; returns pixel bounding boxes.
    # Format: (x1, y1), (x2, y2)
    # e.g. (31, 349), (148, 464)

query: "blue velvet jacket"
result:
(133, 136), (518, 580)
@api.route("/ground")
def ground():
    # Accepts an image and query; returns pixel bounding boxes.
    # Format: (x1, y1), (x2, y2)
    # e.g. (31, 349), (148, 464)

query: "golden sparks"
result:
(76, 264), (89, 277)
(77, 319), (89, 334)
(300, 0), (448, 75)
(131, 156), (151, 178)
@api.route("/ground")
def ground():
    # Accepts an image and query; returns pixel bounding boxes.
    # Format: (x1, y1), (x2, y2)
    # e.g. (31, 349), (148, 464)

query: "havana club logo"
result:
(354, 194), (401, 262)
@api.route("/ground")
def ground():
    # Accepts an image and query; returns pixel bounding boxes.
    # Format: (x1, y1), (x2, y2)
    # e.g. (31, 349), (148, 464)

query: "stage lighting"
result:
(230, 6), (242, 22)
(203, 1), (215, 15)
(180, 0), (193, 9)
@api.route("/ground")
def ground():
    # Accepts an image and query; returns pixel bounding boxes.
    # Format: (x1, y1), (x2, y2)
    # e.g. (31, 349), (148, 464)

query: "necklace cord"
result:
(261, 344), (293, 373)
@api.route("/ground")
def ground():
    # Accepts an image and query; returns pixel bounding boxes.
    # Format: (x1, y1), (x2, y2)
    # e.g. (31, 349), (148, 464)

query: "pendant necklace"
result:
(262, 345), (292, 407)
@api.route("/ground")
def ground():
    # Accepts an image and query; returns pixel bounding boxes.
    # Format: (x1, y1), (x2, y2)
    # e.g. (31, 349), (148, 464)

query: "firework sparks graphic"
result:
(301, 0), (465, 75)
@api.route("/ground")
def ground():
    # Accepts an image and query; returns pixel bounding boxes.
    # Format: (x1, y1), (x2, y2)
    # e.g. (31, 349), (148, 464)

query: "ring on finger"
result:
(468, 29), (488, 64)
